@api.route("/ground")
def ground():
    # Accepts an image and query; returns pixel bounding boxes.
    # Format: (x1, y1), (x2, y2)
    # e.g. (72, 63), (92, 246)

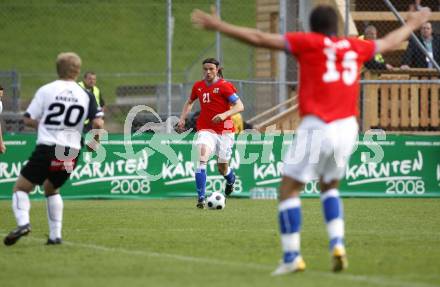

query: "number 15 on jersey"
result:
(322, 38), (358, 86)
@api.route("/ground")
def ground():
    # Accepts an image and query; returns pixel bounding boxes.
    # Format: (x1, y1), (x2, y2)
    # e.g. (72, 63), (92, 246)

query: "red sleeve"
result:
(221, 81), (236, 99)
(350, 38), (376, 62)
(190, 83), (198, 102)
(284, 32), (308, 56)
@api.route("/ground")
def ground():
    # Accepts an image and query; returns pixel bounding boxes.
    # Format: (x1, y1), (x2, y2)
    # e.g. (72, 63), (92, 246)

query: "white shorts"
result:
(283, 115), (358, 184)
(195, 131), (235, 161)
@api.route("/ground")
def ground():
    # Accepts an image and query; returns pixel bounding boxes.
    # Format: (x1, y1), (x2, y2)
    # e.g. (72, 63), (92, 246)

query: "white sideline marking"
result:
(1, 232), (439, 287)
(67, 241), (269, 270)
(0, 232), (267, 270)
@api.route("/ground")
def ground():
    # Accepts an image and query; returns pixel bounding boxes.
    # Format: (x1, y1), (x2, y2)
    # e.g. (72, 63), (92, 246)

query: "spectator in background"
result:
(362, 25), (394, 70)
(401, 22), (440, 69)
(0, 86), (6, 153)
(78, 71), (105, 132)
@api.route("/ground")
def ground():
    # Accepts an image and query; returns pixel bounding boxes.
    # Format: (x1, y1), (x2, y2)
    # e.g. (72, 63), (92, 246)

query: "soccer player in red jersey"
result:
(192, 5), (431, 274)
(178, 58), (244, 208)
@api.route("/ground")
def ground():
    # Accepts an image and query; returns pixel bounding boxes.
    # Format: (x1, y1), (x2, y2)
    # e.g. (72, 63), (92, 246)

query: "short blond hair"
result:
(56, 52), (81, 80)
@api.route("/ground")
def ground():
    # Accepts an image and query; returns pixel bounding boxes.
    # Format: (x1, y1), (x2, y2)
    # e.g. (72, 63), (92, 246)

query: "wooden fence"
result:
(363, 69), (440, 132)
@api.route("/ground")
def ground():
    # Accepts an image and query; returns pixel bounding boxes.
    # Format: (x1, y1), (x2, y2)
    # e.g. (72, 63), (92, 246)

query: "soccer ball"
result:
(206, 192), (226, 210)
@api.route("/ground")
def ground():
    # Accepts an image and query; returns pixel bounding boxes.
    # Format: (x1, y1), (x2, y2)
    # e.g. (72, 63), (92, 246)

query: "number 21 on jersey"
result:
(202, 92), (211, 103)
(322, 38), (358, 86)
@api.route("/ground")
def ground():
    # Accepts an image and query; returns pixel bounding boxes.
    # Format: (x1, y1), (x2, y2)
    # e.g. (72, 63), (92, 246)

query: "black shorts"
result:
(21, 145), (80, 189)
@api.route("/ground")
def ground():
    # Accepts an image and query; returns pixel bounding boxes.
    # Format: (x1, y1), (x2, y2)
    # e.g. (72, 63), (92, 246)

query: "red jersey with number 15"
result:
(285, 32), (376, 123)
(190, 78), (238, 133)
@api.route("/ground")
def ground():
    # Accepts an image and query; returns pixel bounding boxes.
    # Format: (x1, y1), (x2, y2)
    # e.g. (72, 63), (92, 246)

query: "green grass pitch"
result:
(1, 198), (439, 287)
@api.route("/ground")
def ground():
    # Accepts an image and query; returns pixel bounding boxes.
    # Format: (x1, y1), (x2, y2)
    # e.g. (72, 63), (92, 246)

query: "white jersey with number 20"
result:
(26, 80), (102, 150)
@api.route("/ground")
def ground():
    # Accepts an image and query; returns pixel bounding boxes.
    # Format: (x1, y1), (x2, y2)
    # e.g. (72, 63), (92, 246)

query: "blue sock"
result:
(283, 251), (300, 264)
(195, 168), (207, 200)
(278, 197), (301, 263)
(321, 189), (345, 250)
(224, 168), (235, 185)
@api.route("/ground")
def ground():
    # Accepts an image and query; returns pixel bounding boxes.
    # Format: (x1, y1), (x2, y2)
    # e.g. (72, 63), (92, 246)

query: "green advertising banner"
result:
(0, 133), (439, 200)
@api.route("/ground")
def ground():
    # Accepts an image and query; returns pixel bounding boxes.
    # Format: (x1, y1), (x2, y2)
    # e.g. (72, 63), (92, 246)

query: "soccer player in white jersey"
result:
(3, 52), (104, 246)
(191, 5), (431, 274)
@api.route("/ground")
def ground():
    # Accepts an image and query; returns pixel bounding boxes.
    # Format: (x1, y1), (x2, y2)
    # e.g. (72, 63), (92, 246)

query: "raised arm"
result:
(375, 7), (431, 55)
(191, 7), (285, 50)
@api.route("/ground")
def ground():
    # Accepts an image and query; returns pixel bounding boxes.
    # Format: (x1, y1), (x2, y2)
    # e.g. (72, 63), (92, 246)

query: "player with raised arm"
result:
(4, 52), (104, 246)
(178, 58), (244, 208)
(191, 5), (431, 274)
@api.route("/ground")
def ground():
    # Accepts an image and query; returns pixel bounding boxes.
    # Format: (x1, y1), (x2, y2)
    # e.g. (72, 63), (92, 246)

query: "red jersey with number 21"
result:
(284, 32), (376, 122)
(190, 78), (237, 134)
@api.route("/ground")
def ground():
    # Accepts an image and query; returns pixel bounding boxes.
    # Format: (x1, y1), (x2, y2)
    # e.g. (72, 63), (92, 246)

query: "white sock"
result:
(225, 167), (231, 175)
(12, 191), (30, 226)
(46, 194), (63, 240)
(281, 233), (300, 254)
(198, 161), (207, 172)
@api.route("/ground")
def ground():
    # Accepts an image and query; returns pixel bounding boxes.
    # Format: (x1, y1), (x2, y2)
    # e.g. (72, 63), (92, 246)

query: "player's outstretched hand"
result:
(407, 7), (431, 29)
(212, 113), (226, 124)
(176, 118), (186, 133)
(191, 6), (221, 30)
